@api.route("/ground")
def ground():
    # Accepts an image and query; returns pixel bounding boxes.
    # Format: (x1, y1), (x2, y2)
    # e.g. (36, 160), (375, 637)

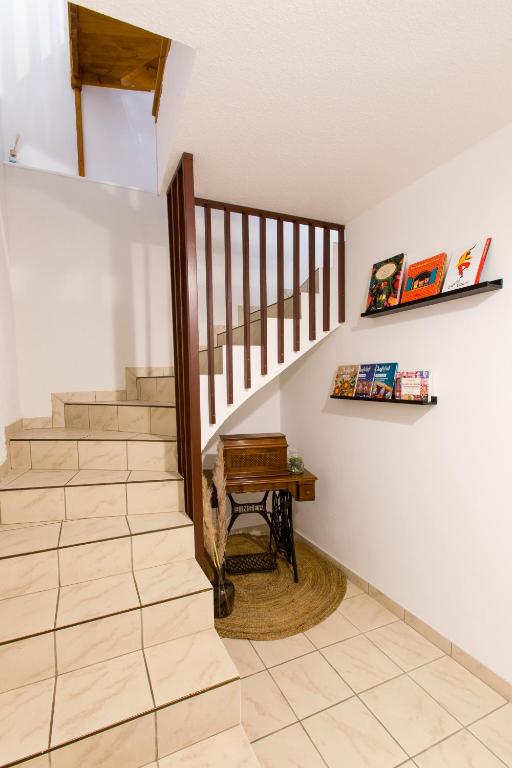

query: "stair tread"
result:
(10, 428), (176, 441)
(158, 726), (260, 768)
(0, 557), (209, 644)
(0, 629), (237, 767)
(66, 399), (175, 407)
(0, 468), (181, 491)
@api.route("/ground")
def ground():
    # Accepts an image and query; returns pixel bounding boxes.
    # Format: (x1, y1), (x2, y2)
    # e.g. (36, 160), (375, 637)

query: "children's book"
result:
(395, 371), (431, 402)
(365, 254), (405, 312)
(442, 238), (492, 292)
(401, 253), (447, 303)
(354, 364), (376, 398)
(371, 363), (398, 400)
(331, 365), (359, 397)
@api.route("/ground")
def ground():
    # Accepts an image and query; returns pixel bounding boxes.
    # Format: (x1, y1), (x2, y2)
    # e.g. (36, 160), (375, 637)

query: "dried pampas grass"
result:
(203, 440), (229, 572)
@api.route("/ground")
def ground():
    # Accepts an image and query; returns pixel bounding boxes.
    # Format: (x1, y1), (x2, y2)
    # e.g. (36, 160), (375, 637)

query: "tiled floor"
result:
(222, 582), (512, 767)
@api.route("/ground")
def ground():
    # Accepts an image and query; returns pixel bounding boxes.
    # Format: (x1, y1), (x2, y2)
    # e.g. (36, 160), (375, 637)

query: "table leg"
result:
(271, 490), (299, 582)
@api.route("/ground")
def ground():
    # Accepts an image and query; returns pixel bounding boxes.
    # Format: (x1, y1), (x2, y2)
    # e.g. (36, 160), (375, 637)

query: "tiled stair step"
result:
(136, 375), (175, 404)
(63, 400), (176, 437)
(0, 555), (211, 691)
(0, 470), (184, 524)
(9, 429), (177, 472)
(156, 726), (260, 768)
(0, 628), (240, 768)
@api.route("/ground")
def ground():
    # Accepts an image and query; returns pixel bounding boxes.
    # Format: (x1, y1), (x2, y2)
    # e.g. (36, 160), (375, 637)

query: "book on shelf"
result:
(354, 364), (376, 398)
(442, 238), (492, 292)
(401, 253), (447, 303)
(395, 371), (431, 402)
(371, 363), (398, 400)
(331, 365), (359, 397)
(365, 254), (405, 312)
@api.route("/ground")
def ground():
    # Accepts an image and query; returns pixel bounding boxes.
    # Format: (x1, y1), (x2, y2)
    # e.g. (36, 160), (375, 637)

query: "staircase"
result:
(0, 368), (258, 768)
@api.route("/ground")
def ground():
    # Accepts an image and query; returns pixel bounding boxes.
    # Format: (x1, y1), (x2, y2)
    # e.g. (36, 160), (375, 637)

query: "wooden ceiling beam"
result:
(152, 39), (171, 120)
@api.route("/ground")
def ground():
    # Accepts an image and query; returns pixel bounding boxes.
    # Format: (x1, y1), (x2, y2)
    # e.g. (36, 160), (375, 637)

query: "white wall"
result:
(3, 164), (171, 417)
(280, 122), (512, 684)
(82, 86), (157, 192)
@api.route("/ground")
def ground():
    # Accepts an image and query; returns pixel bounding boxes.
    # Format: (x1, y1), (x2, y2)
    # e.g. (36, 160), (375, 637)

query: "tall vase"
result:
(212, 565), (235, 618)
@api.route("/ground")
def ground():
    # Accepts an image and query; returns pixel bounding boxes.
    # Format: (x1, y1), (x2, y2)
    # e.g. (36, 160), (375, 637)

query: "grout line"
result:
(48, 535), (63, 750)
(297, 720), (330, 767)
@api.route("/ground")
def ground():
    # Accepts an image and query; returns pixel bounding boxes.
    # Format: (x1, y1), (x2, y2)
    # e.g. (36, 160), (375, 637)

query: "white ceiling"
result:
(78, 0), (512, 222)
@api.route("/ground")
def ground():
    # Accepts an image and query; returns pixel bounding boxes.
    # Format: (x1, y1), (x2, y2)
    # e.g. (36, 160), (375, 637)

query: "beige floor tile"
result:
(4, 470), (76, 489)
(50, 714), (155, 768)
(0, 588), (58, 643)
(9, 440), (31, 470)
(59, 516), (129, 546)
(303, 695), (407, 768)
(57, 572), (139, 626)
(345, 580), (364, 599)
(65, 482), (127, 519)
(65, 404), (90, 429)
(127, 511), (191, 534)
(0, 633), (55, 693)
(410, 656), (506, 726)
(30, 440), (78, 470)
(119, 406), (150, 434)
(127, 480), (183, 515)
(127, 441), (178, 471)
(132, 527), (194, 569)
(59, 538), (132, 586)
(159, 726), (260, 768)
(78, 441), (127, 470)
(404, 611), (452, 654)
(367, 621), (444, 672)
(157, 679), (240, 757)
(12, 429), (87, 440)
(0, 550), (58, 599)
(270, 651), (353, 718)
(1, 487), (66, 524)
(322, 634), (401, 693)
(305, 609), (360, 649)
(150, 406), (175, 436)
(145, 629), (237, 706)
(360, 675), (460, 756)
(134, 559), (210, 604)
(85, 431), (137, 441)
(156, 378), (174, 403)
(0, 677), (54, 764)
(469, 702), (512, 765)
(253, 722), (326, 768)
(339, 594), (399, 632)
(128, 470), (180, 482)
(222, 638), (265, 678)
(251, 633), (315, 668)
(138, 378), (156, 402)
(56, 610), (142, 674)
(241, 670), (297, 741)
(67, 469), (130, 485)
(414, 729), (504, 767)
(0, 470), (27, 489)
(51, 651), (153, 747)
(0, 521), (60, 557)
(142, 590), (212, 646)
(89, 405), (119, 431)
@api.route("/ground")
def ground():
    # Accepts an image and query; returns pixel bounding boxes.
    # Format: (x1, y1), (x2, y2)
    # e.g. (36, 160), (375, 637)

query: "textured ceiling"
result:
(76, 0), (512, 221)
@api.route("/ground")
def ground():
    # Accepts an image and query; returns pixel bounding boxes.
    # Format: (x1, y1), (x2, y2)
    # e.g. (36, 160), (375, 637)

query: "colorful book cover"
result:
(401, 253), (447, 303)
(331, 365), (359, 397)
(371, 363), (398, 400)
(354, 363), (376, 398)
(365, 254), (405, 312)
(395, 371), (431, 402)
(442, 238), (492, 292)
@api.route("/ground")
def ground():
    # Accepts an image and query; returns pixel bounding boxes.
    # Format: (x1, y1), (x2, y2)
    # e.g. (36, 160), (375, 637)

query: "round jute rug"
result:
(215, 533), (347, 640)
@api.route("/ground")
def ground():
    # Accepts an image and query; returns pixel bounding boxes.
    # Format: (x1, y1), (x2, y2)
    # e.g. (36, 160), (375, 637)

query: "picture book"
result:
(365, 254), (405, 312)
(395, 371), (431, 402)
(442, 238), (492, 292)
(401, 253), (447, 303)
(371, 363), (398, 400)
(331, 365), (359, 398)
(354, 363), (376, 398)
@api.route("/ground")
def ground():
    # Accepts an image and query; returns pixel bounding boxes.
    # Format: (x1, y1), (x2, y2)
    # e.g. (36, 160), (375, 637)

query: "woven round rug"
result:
(215, 533), (347, 640)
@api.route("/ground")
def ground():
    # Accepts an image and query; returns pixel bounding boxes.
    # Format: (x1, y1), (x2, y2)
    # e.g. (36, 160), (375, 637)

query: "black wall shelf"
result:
(361, 279), (503, 318)
(330, 395), (437, 406)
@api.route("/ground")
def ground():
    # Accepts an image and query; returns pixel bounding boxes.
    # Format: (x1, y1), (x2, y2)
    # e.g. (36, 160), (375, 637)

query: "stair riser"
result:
(0, 480), (184, 524)
(0, 527), (195, 600)
(0, 591), (213, 694)
(136, 377), (175, 404)
(32, 681), (240, 768)
(10, 439), (178, 472)
(63, 404), (176, 437)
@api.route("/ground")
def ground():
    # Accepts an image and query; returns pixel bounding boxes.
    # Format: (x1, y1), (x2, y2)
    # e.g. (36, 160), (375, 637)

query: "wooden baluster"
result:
(338, 227), (345, 323)
(259, 217), (268, 375)
(293, 220), (300, 351)
(277, 218), (284, 363)
(204, 205), (215, 423)
(308, 223), (316, 340)
(242, 212), (251, 388)
(323, 227), (330, 332)
(224, 210), (233, 404)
